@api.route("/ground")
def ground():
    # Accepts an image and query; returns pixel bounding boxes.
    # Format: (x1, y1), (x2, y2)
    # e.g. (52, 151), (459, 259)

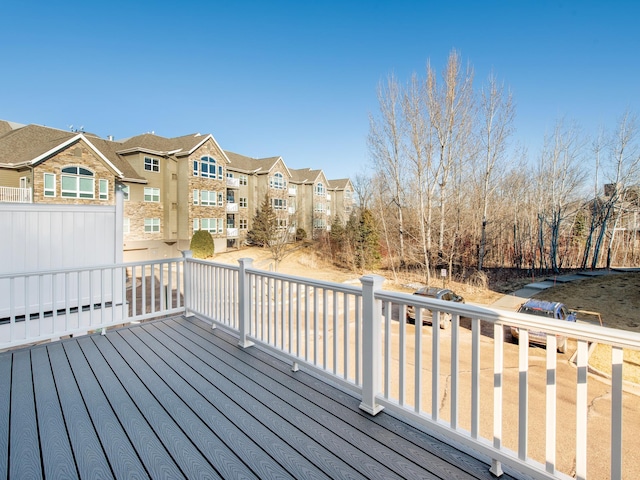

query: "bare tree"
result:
(403, 73), (436, 282)
(368, 75), (408, 266)
(538, 119), (586, 273)
(426, 50), (474, 259)
(476, 73), (515, 270)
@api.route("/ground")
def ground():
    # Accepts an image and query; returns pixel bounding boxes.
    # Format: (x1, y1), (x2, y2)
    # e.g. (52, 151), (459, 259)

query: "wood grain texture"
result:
(0, 354), (11, 479)
(47, 343), (114, 479)
(10, 350), (42, 479)
(76, 336), (185, 479)
(31, 346), (78, 480)
(62, 340), (148, 479)
(91, 333), (222, 480)
(0, 315), (505, 480)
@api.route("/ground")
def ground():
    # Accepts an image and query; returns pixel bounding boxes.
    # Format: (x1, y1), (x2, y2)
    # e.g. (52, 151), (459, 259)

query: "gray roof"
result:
(225, 151), (284, 175)
(328, 178), (351, 190)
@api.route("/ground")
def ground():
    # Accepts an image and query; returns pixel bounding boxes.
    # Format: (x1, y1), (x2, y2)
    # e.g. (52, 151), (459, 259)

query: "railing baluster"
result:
(518, 330), (529, 459)
(450, 312), (459, 429)
(611, 346), (623, 480)
(472, 317), (481, 439)
(491, 322), (504, 477)
(576, 340), (588, 480)
(545, 335), (557, 474)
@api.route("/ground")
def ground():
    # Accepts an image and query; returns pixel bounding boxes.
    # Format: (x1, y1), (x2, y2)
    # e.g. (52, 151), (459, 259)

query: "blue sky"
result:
(1, 1), (638, 181)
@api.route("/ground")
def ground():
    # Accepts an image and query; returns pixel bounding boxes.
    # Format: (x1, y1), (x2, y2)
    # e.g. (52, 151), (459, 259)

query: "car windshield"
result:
(518, 306), (553, 318)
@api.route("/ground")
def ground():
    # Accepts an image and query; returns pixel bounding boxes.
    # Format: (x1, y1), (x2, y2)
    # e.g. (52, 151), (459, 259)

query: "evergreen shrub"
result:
(190, 230), (214, 259)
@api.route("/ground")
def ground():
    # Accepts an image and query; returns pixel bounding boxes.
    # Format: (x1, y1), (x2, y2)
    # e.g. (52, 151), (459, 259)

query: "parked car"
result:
(511, 299), (577, 353)
(406, 287), (465, 328)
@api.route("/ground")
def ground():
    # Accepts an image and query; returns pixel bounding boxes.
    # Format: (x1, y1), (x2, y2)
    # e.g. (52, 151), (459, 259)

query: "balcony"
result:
(0, 186), (31, 203)
(226, 227), (238, 238)
(226, 202), (239, 213)
(288, 186), (297, 196)
(226, 177), (240, 188)
(1, 256), (638, 479)
(288, 206), (295, 214)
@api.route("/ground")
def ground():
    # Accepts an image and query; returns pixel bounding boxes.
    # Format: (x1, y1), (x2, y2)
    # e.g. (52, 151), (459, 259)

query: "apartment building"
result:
(0, 120), (355, 260)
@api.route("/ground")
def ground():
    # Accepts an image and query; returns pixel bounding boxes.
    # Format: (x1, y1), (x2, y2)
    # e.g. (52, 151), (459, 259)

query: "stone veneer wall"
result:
(32, 141), (116, 205)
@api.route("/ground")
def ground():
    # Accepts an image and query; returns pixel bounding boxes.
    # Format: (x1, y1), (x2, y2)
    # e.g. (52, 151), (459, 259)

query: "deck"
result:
(0, 315), (517, 480)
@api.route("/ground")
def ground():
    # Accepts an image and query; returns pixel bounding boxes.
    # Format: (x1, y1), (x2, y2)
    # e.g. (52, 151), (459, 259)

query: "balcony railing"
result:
(226, 227), (238, 238)
(2, 255), (639, 479)
(226, 177), (240, 188)
(226, 202), (239, 213)
(288, 187), (297, 196)
(0, 186), (32, 203)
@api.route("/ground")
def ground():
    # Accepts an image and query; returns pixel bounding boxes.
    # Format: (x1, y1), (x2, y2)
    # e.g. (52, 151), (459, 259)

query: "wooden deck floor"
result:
(0, 315), (520, 479)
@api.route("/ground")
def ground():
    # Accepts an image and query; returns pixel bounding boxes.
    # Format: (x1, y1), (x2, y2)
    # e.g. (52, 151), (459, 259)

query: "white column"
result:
(238, 258), (254, 348)
(359, 274), (384, 416)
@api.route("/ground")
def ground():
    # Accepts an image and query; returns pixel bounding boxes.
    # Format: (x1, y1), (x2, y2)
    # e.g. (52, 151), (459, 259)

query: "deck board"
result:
(31, 347), (78, 479)
(75, 336), (185, 479)
(62, 340), (148, 479)
(47, 343), (114, 479)
(0, 354), (11, 479)
(0, 315), (517, 479)
(10, 350), (41, 479)
(126, 324), (329, 479)
(91, 333), (222, 479)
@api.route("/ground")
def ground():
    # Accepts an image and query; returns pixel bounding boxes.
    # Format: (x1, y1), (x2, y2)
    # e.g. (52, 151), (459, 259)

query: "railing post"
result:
(182, 250), (194, 317)
(238, 258), (254, 348)
(359, 274), (384, 416)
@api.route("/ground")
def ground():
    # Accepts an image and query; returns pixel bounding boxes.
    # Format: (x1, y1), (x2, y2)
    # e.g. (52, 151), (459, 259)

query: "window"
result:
(226, 172), (234, 179)
(193, 189), (199, 205)
(61, 166), (94, 199)
(239, 175), (248, 186)
(144, 157), (159, 172)
(194, 156), (219, 178)
(144, 218), (160, 233)
(270, 172), (286, 189)
(122, 185), (130, 201)
(218, 192), (224, 206)
(239, 219), (248, 229)
(314, 202), (325, 213)
(199, 218), (223, 234)
(200, 190), (217, 206)
(272, 198), (287, 210)
(277, 218), (288, 229)
(99, 179), (108, 200)
(315, 182), (325, 196)
(44, 173), (56, 197)
(314, 218), (326, 229)
(239, 197), (247, 208)
(193, 218), (199, 233)
(144, 187), (160, 202)
(123, 217), (130, 234)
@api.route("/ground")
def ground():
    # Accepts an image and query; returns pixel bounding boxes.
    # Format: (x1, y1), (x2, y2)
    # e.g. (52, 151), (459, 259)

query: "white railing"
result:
(226, 227), (238, 238)
(226, 202), (239, 213)
(0, 186), (31, 203)
(5, 254), (639, 479)
(184, 260), (640, 480)
(288, 187), (297, 196)
(0, 258), (185, 349)
(226, 177), (240, 188)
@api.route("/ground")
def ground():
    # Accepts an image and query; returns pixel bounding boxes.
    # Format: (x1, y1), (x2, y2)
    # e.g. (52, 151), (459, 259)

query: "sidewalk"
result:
(490, 268), (638, 311)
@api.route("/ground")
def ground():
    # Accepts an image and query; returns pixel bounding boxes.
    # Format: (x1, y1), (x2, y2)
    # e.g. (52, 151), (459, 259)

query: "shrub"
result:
(295, 228), (307, 242)
(190, 230), (214, 259)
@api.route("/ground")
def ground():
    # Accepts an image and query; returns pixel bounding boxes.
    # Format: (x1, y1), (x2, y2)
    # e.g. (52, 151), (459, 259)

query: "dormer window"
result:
(315, 182), (325, 196)
(61, 166), (94, 199)
(270, 172), (286, 189)
(194, 156), (223, 179)
(144, 157), (159, 172)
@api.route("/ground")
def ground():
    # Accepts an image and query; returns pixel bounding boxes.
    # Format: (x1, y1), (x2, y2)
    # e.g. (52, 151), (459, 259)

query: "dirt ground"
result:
(212, 246), (640, 382)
